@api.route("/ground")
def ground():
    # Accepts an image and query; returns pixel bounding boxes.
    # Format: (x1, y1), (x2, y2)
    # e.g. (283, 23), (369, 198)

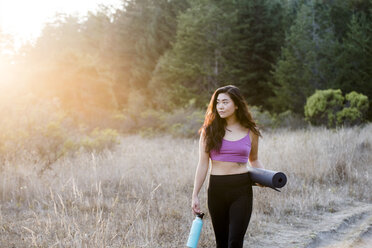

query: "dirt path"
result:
(246, 202), (372, 248)
(304, 202), (372, 248)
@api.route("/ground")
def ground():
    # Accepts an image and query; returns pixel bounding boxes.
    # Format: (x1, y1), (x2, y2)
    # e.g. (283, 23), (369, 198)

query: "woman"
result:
(191, 85), (264, 248)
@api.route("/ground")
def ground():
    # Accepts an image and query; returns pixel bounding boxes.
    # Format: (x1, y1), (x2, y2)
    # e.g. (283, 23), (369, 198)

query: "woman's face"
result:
(216, 93), (237, 119)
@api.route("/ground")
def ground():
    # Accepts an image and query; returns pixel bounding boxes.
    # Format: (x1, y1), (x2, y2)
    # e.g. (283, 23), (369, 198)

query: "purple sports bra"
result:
(210, 132), (251, 163)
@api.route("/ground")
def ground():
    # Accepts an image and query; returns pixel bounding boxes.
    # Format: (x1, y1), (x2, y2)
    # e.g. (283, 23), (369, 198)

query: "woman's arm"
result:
(249, 132), (264, 169)
(191, 131), (210, 214)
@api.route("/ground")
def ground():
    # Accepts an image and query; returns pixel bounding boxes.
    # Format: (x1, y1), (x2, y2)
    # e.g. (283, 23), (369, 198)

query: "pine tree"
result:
(231, 0), (285, 108)
(150, 0), (286, 109)
(271, 1), (339, 114)
(333, 13), (372, 119)
(111, 0), (188, 108)
(149, 0), (237, 109)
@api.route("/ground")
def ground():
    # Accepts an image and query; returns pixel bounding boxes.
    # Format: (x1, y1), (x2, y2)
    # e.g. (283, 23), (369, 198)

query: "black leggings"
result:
(208, 172), (253, 248)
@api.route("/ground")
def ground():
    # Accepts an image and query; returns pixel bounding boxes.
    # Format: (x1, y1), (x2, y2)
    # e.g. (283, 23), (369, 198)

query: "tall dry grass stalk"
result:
(0, 124), (371, 247)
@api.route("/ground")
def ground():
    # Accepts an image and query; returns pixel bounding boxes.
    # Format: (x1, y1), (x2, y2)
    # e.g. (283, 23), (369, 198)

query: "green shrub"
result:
(304, 89), (369, 127)
(37, 120), (68, 163)
(345, 91), (369, 113)
(249, 106), (275, 128)
(138, 110), (166, 131)
(274, 110), (307, 129)
(164, 107), (204, 138)
(61, 139), (79, 156)
(336, 107), (362, 126)
(118, 102), (205, 138)
(250, 107), (306, 130)
(81, 128), (119, 152)
(304, 89), (344, 127)
(0, 95), (123, 172)
(139, 127), (158, 138)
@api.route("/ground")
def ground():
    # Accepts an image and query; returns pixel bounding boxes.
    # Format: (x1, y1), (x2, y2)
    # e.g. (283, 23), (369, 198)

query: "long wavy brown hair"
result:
(199, 85), (261, 153)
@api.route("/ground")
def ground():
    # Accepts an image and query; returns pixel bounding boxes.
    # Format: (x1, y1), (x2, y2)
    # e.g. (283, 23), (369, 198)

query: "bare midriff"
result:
(210, 160), (249, 175)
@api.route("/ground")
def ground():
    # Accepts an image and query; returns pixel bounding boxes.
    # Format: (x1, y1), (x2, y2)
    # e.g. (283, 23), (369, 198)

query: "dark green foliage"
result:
(304, 89), (369, 127)
(271, 0), (372, 121)
(111, 0), (189, 107)
(333, 12), (372, 119)
(272, 2), (339, 114)
(150, 0), (237, 109)
(231, 0), (285, 109)
(150, 0), (285, 109)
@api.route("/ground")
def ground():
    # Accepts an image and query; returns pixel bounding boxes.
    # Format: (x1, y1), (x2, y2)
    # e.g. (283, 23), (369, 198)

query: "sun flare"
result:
(0, 0), (121, 43)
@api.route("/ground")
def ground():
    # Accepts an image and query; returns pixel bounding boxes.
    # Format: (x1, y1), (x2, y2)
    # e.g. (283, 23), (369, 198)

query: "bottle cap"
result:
(197, 212), (205, 219)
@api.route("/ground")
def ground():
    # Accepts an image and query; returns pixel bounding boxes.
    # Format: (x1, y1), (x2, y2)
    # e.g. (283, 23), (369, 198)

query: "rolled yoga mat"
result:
(248, 167), (287, 191)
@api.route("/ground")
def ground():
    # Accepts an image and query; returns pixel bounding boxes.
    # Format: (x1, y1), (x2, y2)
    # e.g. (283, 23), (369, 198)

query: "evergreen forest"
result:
(1, 0), (371, 132)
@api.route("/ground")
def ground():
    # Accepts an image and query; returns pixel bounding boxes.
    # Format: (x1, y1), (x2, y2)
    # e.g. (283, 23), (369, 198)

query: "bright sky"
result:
(0, 0), (122, 44)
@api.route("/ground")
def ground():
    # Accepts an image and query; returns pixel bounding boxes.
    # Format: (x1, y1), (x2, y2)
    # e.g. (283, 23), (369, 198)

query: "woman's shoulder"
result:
(199, 127), (206, 137)
(246, 128), (258, 142)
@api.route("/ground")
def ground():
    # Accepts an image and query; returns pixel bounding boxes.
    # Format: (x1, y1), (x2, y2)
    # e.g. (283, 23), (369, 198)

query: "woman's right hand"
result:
(191, 195), (201, 214)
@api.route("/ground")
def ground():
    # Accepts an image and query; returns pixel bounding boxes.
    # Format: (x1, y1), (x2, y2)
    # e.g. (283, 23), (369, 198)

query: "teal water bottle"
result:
(186, 212), (204, 248)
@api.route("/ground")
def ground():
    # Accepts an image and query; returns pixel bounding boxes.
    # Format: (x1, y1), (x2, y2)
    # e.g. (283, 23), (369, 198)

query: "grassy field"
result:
(0, 124), (371, 247)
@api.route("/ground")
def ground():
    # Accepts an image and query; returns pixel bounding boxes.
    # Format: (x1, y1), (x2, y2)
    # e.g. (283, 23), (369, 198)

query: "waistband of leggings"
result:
(209, 172), (252, 187)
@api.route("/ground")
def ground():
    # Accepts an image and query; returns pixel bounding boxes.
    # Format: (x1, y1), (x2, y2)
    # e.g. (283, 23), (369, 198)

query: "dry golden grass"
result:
(0, 124), (371, 247)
